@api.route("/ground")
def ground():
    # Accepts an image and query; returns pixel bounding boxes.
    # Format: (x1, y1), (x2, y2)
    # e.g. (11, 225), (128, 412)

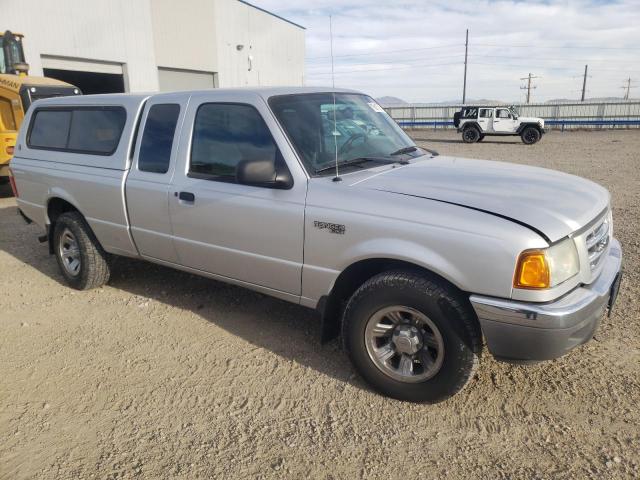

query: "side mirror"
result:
(236, 158), (293, 189)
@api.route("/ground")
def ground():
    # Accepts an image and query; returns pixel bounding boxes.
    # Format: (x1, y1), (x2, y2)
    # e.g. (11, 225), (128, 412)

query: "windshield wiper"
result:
(315, 157), (393, 174)
(390, 145), (439, 159)
(390, 146), (418, 156)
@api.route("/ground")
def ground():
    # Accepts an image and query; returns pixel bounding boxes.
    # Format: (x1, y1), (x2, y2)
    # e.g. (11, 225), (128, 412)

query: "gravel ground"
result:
(1, 130), (639, 479)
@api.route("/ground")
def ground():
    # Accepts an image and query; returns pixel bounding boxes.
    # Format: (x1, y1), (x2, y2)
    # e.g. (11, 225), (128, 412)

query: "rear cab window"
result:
(138, 104), (180, 174)
(27, 107), (126, 155)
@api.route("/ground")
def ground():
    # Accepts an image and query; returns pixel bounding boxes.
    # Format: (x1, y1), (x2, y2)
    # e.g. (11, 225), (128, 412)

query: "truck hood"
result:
(353, 156), (609, 242)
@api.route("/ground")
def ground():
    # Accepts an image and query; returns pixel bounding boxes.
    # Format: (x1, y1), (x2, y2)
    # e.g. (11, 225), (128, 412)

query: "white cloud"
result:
(254, 0), (640, 102)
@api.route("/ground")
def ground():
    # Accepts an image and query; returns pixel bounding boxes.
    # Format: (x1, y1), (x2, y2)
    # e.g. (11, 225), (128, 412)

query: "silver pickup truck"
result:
(9, 87), (622, 402)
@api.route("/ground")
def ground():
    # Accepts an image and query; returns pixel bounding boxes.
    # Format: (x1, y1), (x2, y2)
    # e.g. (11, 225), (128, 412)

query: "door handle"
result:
(177, 191), (195, 203)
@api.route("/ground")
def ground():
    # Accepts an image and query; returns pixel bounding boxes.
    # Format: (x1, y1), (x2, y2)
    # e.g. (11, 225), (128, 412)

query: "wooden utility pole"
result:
(462, 29), (468, 104)
(621, 77), (634, 100)
(520, 73), (539, 104)
(581, 65), (588, 102)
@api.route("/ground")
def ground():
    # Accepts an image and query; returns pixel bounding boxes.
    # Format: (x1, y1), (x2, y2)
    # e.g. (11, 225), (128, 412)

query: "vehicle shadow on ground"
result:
(415, 138), (523, 145)
(0, 206), (362, 390)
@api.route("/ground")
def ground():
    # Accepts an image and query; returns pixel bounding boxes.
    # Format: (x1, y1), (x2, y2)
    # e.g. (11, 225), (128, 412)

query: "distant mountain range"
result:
(376, 96), (635, 106)
(376, 96), (407, 106)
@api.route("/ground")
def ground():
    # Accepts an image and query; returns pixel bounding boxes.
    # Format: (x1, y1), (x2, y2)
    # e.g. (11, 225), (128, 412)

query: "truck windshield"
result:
(269, 93), (420, 176)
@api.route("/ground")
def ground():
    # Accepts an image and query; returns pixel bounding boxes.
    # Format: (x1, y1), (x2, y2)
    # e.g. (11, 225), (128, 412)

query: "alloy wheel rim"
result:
(365, 306), (445, 383)
(59, 228), (81, 276)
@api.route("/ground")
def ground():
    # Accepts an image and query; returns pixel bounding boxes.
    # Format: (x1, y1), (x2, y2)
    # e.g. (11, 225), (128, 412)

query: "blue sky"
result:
(254, 0), (640, 102)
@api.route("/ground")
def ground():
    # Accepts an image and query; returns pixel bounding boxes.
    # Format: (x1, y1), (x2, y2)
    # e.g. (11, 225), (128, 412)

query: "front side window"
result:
(497, 109), (511, 119)
(138, 103), (180, 174)
(190, 103), (279, 181)
(269, 93), (420, 176)
(27, 107), (126, 155)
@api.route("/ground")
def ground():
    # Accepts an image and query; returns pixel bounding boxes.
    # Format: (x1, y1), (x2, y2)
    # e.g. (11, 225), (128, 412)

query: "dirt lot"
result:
(1, 130), (639, 479)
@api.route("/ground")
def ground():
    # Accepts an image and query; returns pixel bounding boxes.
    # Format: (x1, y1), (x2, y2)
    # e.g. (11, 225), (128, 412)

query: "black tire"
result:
(462, 126), (480, 143)
(478, 135), (485, 142)
(521, 126), (541, 145)
(342, 270), (482, 403)
(53, 211), (111, 290)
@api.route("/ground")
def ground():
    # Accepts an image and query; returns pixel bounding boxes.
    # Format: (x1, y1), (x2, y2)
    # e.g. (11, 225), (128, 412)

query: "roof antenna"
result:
(329, 15), (341, 182)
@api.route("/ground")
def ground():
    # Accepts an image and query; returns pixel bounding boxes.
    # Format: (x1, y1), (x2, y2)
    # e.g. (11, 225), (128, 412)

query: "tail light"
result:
(8, 168), (19, 197)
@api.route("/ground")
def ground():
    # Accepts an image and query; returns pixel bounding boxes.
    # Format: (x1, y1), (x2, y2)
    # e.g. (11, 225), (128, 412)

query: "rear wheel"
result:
(53, 212), (111, 290)
(462, 126), (480, 143)
(521, 126), (541, 144)
(342, 271), (482, 403)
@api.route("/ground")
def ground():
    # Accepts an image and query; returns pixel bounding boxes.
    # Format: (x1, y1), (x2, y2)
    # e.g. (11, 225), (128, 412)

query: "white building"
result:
(2, 0), (305, 94)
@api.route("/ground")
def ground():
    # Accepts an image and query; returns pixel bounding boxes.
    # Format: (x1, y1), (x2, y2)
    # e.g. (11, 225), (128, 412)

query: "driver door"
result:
(493, 108), (517, 132)
(168, 94), (307, 296)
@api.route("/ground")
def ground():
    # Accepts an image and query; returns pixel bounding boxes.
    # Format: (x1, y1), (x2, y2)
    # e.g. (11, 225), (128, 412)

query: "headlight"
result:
(514, 238), (579, 289)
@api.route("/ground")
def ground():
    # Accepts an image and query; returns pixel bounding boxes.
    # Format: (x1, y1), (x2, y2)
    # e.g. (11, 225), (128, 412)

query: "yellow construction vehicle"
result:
(0, 30), (81, 183)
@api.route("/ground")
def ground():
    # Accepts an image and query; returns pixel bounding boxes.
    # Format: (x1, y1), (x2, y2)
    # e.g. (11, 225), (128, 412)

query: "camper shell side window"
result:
(27, 106), (127, 156)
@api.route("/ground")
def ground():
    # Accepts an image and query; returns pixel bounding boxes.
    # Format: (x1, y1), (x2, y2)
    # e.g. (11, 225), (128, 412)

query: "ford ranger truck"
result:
(9, 88), (622, 402)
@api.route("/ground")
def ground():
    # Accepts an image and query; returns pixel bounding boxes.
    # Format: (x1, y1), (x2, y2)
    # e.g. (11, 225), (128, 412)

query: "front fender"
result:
(337, 238), (465, 291)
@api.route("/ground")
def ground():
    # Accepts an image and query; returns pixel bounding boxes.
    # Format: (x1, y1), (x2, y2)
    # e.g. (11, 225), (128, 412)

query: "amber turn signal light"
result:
(514, 250), (550, 289)
(6, 145), (14, 156)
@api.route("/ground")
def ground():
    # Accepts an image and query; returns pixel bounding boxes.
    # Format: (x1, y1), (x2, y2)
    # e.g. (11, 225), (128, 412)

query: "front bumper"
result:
(470, 238), (622, 362)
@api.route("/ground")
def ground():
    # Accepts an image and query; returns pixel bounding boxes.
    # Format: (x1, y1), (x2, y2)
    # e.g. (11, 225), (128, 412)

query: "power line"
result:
(308, 55), (640, 73)
(473, 43), (640, 50)
(306, 60), (463, 76)
(305, 53), (464, 70)
(307, 42), (640, 61)
(470, 61), (640, 73)
(306, 43), (461, 60)
(468, 53), (636, 65)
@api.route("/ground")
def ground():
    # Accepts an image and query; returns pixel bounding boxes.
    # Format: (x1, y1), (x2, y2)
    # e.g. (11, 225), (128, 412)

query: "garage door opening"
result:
(43, 68), (125, 95)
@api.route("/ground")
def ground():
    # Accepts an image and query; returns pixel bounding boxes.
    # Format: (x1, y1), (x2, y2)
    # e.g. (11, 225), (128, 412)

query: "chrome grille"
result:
(585, 215), (610, 271)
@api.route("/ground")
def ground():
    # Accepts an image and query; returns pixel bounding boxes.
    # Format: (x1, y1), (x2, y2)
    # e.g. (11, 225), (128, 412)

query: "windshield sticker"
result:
(367, 102), (385, 113)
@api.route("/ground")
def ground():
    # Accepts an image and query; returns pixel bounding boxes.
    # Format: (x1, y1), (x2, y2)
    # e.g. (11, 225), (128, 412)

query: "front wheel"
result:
(342, 271), (482, 403)
(521, 126), (541, 144)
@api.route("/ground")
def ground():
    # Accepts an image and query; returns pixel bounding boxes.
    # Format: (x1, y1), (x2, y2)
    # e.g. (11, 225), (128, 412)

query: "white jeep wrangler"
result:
(454, 106), (545, 144)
